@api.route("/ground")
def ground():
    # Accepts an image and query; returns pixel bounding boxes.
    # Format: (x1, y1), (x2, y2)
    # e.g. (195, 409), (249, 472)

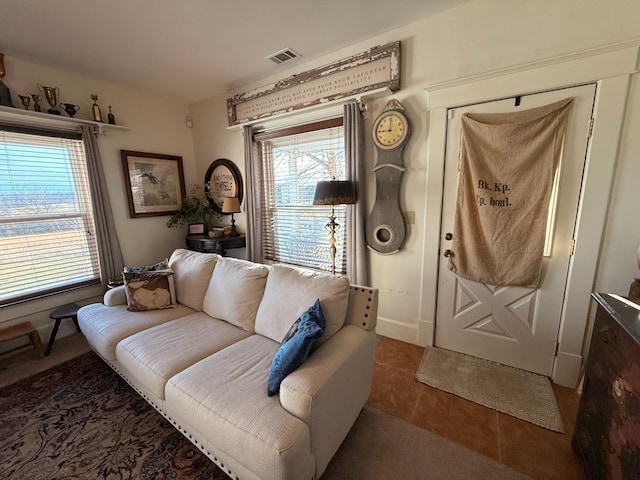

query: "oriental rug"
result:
(416, 346), (564, 432)
(1, 351), (530, 479)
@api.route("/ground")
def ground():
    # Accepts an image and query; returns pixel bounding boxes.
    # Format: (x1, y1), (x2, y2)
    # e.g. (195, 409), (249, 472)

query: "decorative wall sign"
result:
(121, 150), (186, 218)
(227, 41), (400, 126)
(204, 158), (243, 215)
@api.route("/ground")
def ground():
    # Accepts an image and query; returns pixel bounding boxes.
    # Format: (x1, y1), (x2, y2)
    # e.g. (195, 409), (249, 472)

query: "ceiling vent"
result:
(266, 48), (302, 65)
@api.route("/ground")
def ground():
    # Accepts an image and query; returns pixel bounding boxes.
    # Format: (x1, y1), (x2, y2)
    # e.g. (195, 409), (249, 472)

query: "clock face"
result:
(373, 111), (409, 149)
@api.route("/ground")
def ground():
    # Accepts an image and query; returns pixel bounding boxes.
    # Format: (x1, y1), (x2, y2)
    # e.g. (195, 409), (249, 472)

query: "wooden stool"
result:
(46, 303), (81, 356)
(0, 321), (44, 358)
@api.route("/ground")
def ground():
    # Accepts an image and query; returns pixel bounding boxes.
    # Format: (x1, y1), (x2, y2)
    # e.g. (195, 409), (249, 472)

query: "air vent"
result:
(266, 48), (302, 65)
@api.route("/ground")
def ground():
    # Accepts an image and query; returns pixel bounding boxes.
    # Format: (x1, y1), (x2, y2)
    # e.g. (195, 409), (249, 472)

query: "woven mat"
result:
(416, 347), (564, 432)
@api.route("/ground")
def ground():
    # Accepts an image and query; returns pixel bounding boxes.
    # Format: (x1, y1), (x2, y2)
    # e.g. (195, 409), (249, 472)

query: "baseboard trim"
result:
(552, 350), (583, 388)
(375, 317), (418, 345)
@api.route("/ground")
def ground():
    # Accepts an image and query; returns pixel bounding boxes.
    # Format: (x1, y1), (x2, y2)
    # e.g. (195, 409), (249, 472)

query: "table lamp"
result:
(222, 197), (241, 237)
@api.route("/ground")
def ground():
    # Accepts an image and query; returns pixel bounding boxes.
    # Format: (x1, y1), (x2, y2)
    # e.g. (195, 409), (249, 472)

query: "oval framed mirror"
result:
(204, 159), (243, 215)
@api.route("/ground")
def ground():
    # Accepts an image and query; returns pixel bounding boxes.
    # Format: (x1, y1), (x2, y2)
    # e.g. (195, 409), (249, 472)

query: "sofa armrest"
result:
(279, 324), (376, 477)
(104, 285), (127, 306)
(344, 285), (378, 331)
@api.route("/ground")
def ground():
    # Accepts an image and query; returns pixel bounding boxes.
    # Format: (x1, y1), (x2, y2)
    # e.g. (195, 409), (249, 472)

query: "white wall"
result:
(188, 0), (640, 350)
(0, 56), (196, 348)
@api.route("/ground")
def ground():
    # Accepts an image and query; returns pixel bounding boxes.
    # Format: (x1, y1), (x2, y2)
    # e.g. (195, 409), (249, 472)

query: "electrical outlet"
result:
(401, 211), (415, 225)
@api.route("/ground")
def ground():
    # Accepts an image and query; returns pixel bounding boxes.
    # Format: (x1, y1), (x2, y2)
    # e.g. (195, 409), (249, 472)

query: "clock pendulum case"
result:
(366, 99), (411, 254)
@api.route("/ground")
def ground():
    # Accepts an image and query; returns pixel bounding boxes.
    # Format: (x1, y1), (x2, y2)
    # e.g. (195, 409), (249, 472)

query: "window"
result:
(253, 117), (348, 273)
(0, 127), (101, 306)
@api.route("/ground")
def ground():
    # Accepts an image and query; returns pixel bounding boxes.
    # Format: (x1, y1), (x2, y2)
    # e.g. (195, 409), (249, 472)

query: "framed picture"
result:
(188, 223), (205, 235)
(121, 150), (186, 218)
(204, 158), (243, 215)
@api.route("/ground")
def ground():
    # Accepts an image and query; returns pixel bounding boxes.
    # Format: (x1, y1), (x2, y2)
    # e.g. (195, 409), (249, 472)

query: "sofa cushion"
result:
(202, 257), (269, 332)
(165, 335), (314, 480)
(267, 299), (325, 396)
(123, 269), (177, 311)
(168, 249), (219, 311)
(116, 312), (251, 399)
(77, 303), (195, 360)
(254, 264), (350, 345)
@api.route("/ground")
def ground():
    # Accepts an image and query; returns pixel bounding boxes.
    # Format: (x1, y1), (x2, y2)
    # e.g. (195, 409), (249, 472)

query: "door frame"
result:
(419, 42), (638, 387)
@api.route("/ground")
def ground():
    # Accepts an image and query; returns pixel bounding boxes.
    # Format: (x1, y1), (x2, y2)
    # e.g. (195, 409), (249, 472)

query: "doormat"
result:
(415, 347), (564, 432)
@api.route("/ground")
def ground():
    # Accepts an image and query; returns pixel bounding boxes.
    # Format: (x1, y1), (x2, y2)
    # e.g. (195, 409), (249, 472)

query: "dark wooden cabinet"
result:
(572, 293), (640, 479)
(185, 234), (246, 256)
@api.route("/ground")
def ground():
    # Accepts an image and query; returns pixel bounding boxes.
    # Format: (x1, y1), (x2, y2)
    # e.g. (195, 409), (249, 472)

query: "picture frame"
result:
(204, 158), (243, 215)
(188, 223), (205, 235)
(121, 150), (186, 218)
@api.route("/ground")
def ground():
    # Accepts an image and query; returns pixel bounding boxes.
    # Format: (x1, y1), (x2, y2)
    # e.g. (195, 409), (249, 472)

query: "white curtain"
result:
(344, 102), (368, 286)
(80, 125), (124, 286)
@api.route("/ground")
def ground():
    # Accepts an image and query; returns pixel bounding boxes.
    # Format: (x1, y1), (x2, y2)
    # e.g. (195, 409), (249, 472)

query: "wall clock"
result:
(204, 158), (243, 215)
(372, 105), (410, 150)
(366, 99), (411, 254)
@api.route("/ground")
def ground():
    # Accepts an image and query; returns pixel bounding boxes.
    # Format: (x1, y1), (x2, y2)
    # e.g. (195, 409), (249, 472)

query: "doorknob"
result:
(445, 233), (453, 240)
(443, 249), (453, 258)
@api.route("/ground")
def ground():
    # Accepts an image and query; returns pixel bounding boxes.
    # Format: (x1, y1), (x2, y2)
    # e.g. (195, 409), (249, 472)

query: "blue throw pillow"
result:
(267, 299), (326, 396)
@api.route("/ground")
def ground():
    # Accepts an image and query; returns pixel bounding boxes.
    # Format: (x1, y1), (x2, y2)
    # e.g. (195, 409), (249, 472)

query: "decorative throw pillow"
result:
(123, 259), (168, 274)
(123, 269), (177, 312)
(267, 299), (326, 396)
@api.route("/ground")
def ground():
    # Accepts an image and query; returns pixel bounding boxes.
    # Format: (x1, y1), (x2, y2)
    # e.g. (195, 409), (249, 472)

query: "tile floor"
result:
(368, 336), (586, 480)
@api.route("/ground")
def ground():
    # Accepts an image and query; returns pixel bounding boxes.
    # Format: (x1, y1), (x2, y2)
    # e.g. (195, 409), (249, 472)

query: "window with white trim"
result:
(253, 117), (348, 273)
(0, 127), (101, 306)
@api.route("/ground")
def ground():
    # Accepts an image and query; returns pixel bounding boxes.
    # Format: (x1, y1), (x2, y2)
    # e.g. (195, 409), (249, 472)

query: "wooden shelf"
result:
(0, 104), (130, 135)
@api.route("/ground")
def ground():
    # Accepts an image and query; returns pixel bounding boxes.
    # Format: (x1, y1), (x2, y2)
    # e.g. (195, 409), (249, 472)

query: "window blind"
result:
(256, 121), (348, 273)
(0, 129), (101, 306)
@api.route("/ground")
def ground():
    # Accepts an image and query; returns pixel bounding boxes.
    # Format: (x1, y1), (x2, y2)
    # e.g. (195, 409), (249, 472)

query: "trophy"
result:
(18, 94), (31, 110)
(61, 103), (79, 117)
(38, 84), (61, 114)
(91, 93), (102, 122)
(0, 52), (15, 107)
(30, 93), (42, 112)
(107, 105), (116, 125)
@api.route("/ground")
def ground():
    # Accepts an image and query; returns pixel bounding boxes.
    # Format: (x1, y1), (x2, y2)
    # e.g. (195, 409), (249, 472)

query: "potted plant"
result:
(167, 184), (221, 230)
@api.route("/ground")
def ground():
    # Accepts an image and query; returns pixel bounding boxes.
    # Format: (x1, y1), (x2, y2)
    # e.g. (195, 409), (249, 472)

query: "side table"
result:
(185, 234), (246, 256)
(46, 303), (81, 356)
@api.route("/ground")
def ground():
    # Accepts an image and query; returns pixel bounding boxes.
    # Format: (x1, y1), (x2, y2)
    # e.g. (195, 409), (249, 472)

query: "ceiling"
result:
(0, 0), (473, 105)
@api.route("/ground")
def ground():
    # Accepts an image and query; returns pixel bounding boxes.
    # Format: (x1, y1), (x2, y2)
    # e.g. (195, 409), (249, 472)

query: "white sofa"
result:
(78, 249), (378, 480)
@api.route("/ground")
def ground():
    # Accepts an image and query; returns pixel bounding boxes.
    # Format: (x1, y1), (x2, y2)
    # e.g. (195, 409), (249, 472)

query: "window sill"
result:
(0, 284), (104, 322)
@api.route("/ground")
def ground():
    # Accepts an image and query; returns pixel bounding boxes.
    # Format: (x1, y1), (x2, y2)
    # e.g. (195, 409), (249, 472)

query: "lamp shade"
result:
(221, 197), (241, 213)
(313, 180), (356, 206)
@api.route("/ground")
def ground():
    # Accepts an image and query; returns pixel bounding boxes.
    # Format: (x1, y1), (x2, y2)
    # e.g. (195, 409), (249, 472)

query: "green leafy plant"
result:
(166, 184), (221, 228)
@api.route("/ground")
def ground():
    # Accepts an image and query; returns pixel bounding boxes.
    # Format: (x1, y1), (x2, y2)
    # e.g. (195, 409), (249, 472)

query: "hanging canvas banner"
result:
(448, 97), (574, 287)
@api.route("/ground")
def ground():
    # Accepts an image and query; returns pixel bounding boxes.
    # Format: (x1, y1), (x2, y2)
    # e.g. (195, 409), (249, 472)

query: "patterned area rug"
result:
(415, 347), (564, 432)
(0, 352), (227, 480)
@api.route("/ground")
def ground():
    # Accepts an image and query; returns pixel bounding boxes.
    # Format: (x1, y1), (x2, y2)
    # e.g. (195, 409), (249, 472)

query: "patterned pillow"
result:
(267, 299), (326, 396)
(123, 269), (177, 312)
(123, 259), (168, 274)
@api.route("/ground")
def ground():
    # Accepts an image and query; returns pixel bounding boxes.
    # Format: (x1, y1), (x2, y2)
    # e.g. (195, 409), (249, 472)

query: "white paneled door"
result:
(435, 84), (596, 376)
